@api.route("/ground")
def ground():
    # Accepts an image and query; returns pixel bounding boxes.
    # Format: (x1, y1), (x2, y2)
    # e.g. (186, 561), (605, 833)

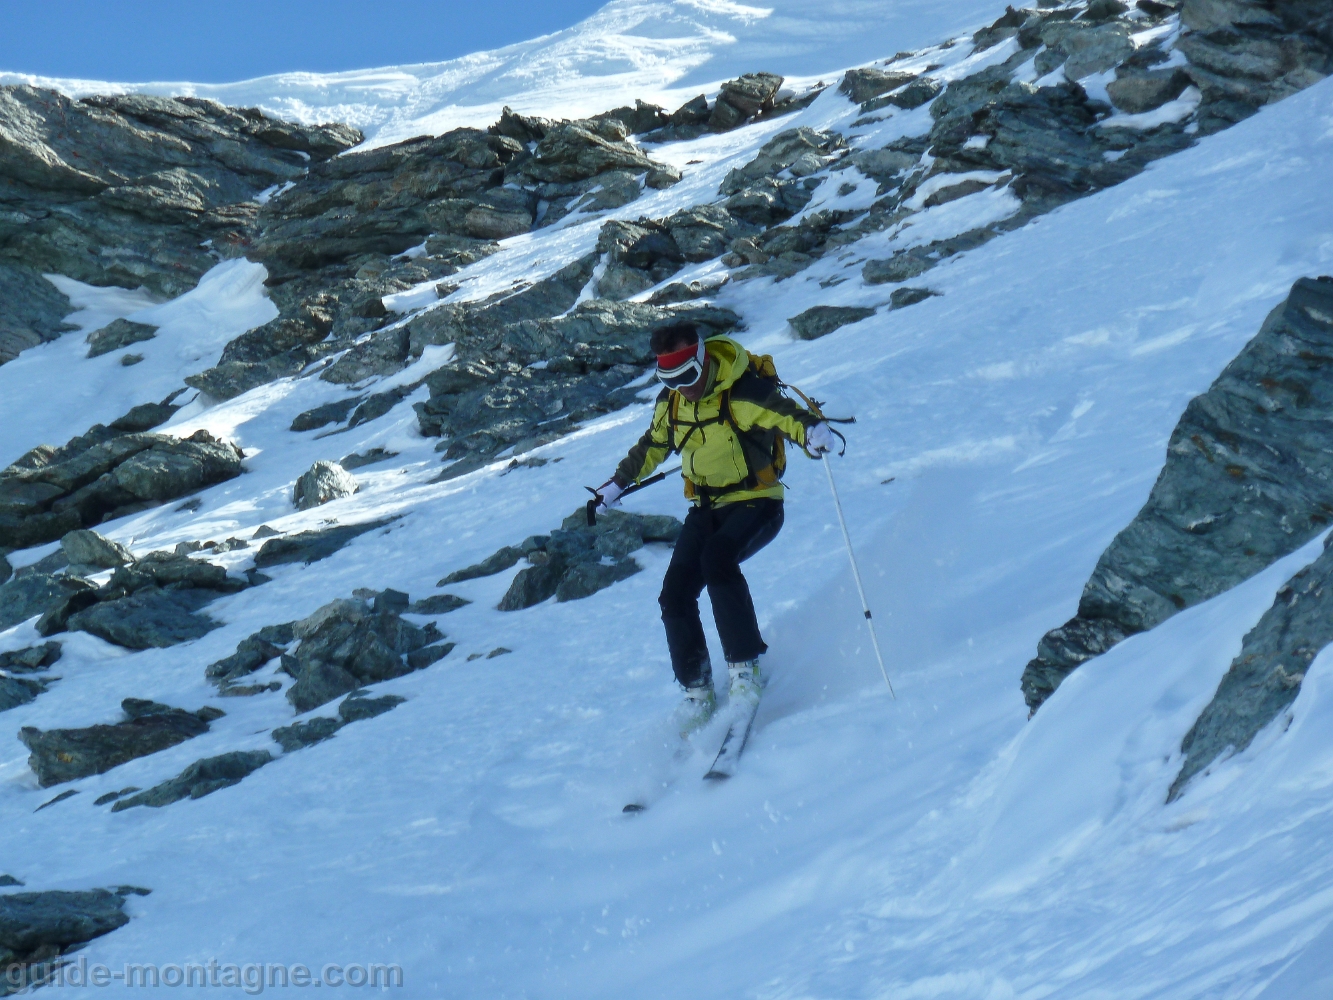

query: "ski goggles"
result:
(655, 339), (707, 389)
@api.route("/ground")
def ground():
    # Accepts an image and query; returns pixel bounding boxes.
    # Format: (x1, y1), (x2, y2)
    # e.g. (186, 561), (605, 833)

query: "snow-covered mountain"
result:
(3, 0), (1333, 996)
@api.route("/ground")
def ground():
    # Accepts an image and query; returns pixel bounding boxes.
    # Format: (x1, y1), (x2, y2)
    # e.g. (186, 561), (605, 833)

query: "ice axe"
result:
(584, 467), (682, 526)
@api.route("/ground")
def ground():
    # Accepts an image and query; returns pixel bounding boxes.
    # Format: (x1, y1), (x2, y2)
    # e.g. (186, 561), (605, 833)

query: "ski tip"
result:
(702, 770), (731, 782)
(622, 803), (647, 813)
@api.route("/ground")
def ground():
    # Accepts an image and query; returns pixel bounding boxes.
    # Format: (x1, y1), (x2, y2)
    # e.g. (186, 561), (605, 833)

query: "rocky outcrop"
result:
(272, 690), (405, 752)
(789, 306), (876, 340)
(0, 638), (60, 713)
(251, 518), (394, 568)
(110, 750), (272, 811)
(0, 888), (137, 985)
(0, 85), (360, 365)
(0, 641), (62, 672)
(643, 72), (809, 142)
(0, 427), (243, 550)
(280, 594), (450, 712)
(413, 300), (739, 463)
(292, 460), (358, 510)
(1023, 277), (1333, 712)
(85, 319), (158, 359)
(720, 127), (846, 227)
(1169, 533), (1333, 802)
(593, 207), (758, 300)
(19, 699), (224, 786)
(438, 507), (682, 611)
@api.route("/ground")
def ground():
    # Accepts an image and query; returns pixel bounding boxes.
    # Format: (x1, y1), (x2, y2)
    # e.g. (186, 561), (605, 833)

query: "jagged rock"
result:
(85, 319), (158, 359)
(293, 460), (359, 510)
(0, 573), (88, 632)
(840, 68), (916, 104)
(321, 327), (410, 384)
(864, 255), (937, 285)
(515, 119), (663, 185)
(19, 699), (223, 786)
(60, 529), (133, 568)
(0, 641), (62, 672)
(0, 85), (360, 365)
(0, 675), (47, 713)
(154, 751), (268, 803)
(408, 593), (469, 615)
(0, 552), (9, 586)
(1023, 277), (1333, 712)
(66, 587), (222, 649)
(338, 691), (406, 723)
(108, 399), (183, 434)
(0, 428), (243, 549)
(283, 596), (438, 711)
(720, 128), (843, 226)
(341, 447), (399, 470)
(1169, 534), (1333, 802)
(406, 643), (455, 669)
(206, 635), (285, 685)
(111, 750), (272, 811)
(0, 263), (76, 365)
(252, 518), (393, 568)
(1040, 21), (1135, 81)
(890, 287), (939, 309)
(439, 547), (524, 585)
(1107, 67), (1192, 113)
(709, 73), (784, 130)
(789, 305), (876, 340)
(273, 715), (342, 752)
(291, 395), (364, 432)
(590, 100), (670, 135)
(0, 889), (130, 967)
(488, 508), (681, 611)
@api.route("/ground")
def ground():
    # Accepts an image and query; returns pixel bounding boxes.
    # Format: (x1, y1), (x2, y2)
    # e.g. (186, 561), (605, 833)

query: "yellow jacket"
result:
(614, 336), (817, 505)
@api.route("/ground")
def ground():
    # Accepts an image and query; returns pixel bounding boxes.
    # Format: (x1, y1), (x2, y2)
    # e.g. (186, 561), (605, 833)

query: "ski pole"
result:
(585, 467), (682, 525)
(822, 454), (895, 698)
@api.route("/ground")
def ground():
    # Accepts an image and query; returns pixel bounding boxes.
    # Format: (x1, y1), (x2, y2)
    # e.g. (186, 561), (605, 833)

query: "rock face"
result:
(60, 529), (133, 569)
(1022, 277), (1333, 712)
(0, 427), (243, 549)
(0, 85), (361, 365)
(292, 460), (358, 510)
(0, 888), (132, 973)
(281, 594), (448, 712)
(720, 127), (845, 227)
(110, 750), (273, 811)
(789, 305), (876, 340)
(1169, 533), (1333, 802)
(19, 699), (224, 786)
(251, 519), (394, 568)
(85, 319), (158, 359)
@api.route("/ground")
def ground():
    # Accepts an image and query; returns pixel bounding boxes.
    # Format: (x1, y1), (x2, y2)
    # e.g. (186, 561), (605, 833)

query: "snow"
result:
(3, 3), (1333, 996)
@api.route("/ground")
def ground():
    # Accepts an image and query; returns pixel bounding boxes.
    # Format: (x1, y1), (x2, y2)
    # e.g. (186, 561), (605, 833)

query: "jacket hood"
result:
(702, 336), (748, 396)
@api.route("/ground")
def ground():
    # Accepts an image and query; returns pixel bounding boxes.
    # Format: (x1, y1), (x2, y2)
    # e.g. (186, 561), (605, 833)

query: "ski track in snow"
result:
(3, 3), (1333, 996)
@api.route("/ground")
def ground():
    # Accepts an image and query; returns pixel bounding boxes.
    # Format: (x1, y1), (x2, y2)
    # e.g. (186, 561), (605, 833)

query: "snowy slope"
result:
(0, 0), (1008, 147)
(4, 4), (1333, 998)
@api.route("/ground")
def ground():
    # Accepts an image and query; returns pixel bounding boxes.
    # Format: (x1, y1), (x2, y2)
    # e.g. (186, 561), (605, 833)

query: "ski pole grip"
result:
(586, 496), (599, 526)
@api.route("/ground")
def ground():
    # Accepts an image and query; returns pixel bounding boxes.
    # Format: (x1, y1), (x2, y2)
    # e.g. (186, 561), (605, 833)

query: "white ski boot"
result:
(727, 659), (763, 710)
(675, 681), (717, 736)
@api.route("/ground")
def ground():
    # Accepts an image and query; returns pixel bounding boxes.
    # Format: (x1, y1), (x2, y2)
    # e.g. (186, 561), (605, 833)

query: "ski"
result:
(702, 700), (760, 781)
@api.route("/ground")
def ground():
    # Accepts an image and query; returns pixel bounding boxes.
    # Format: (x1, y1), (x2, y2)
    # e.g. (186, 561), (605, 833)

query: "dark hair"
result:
(650, 322), (699, 356)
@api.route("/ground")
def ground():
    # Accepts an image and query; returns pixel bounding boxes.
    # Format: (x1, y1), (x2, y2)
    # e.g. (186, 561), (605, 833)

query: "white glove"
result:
(595, 479), (624, 514)
(805, 422), (837, 456)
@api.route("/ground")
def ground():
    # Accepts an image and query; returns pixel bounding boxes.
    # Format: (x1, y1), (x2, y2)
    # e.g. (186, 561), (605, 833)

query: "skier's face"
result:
(676, 359), (712, 402)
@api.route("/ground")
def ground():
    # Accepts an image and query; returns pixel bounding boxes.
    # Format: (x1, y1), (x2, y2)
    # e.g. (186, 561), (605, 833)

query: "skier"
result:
(592, 322), (837, 734)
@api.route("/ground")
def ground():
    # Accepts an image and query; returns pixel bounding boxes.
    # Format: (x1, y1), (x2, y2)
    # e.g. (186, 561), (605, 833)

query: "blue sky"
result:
(0, 0), (608, 82)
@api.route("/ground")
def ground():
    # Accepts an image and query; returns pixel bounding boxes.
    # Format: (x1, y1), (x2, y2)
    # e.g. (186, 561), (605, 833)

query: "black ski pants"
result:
(659, 498), (784, 688)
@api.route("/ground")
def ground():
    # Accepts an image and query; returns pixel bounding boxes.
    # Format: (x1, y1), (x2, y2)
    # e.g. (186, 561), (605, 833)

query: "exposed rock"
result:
(252, 518), (392, 568)
(283, 595), (441, 711)
(439, 547), (524, 585)
(890, 287), (940, 309)
(709, 73), (784, 131)
(789, 305), (876, 340)
(487, 508), (681, 611)
(408, 593), (470, 615)
(0, 889), (130, 971)
(1023, 277), (1333, 712)
(290, 395), (363, 432)
(320, 327), (410, 384)
(0, 552), (9, 585)
(340, 447), (399, 470)
(406, 643), (455, 669)
(0, 428), (243, 549)
(1107, 66), (1192, 113)
(85, 319), (158, 359)
(292, 460), (359, 510)
(0, 264), (76, 365)
(110, 750), (272, 811)
(338, 691), (406, 723)
(720, 128), (844, 226)
(0, 641), (62, 672)
(272, 690), (406, 751)
(19, 699), (223, 786)
(515, 118), (668, 185)
(840, 68), (916, 105)
(0, 675), (47, 713)
(60, 529), (133, 568)
(1169, 534), (1333, 802)
(206, 634), (285, 686)
(0, 85), (360, 365)
(0, 573), (87, 632)
(66, 587), (221, 649)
